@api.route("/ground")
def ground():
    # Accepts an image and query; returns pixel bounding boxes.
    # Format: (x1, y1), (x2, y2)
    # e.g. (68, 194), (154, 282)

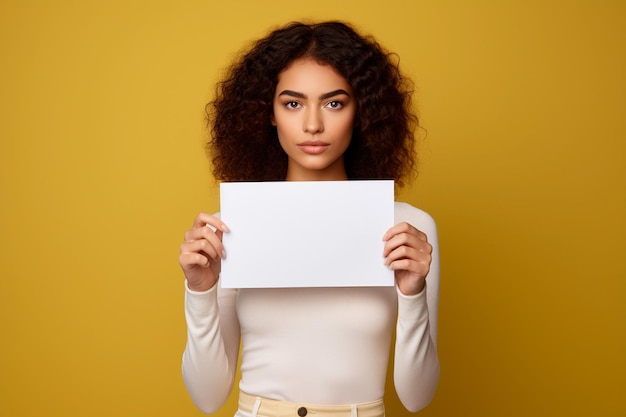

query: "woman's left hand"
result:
(383, 222), (433, 296)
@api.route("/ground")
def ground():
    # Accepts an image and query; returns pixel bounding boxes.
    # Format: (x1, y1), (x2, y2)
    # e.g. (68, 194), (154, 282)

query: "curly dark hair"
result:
(207, 21), (419, 187)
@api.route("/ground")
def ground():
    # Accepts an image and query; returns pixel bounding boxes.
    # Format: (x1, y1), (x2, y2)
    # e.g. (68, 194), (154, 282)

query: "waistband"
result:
(238, 391), (385, 417)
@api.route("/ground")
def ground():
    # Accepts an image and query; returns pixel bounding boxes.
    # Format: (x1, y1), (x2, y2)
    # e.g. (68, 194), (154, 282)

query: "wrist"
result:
(186, 280), (216, 293)
(397, 278), (425, 296)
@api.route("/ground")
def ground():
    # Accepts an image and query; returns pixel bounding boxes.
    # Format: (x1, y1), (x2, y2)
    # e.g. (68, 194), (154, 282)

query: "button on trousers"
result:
(237, 391), (385, 417)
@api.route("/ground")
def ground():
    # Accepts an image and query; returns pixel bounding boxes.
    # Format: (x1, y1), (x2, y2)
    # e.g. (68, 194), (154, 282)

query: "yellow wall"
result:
(1, 1), (624, 416)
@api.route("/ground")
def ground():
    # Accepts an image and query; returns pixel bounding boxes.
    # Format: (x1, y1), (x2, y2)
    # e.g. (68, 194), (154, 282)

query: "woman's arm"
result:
(179, 212), (240, 413)
(385, 204), (440, 411)
(393, 285), (440, 411)
(182, 283), (241, 413)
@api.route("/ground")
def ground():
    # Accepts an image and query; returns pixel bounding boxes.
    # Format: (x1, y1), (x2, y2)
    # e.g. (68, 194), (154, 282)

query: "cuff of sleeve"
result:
(396, 283), (429, 322)
(185, 279), (218, 295)
(184, 280), (219, 317)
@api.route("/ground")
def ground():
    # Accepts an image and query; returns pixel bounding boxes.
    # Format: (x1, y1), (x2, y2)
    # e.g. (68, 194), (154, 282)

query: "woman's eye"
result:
(284, 101), (301, 109)
(326, 100), (343, 109)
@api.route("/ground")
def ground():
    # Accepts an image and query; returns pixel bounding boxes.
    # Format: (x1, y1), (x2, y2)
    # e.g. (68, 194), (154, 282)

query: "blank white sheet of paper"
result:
(219, 180), (394, 288)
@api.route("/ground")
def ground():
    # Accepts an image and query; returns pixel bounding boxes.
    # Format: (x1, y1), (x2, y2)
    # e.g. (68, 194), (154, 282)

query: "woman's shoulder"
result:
(394, 202), (436, 229)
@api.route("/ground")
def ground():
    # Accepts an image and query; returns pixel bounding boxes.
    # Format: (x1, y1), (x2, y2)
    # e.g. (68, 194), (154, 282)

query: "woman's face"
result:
(272, 58), (356, 181)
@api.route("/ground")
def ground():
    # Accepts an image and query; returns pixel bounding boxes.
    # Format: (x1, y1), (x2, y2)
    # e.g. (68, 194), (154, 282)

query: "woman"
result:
(180, 21), (439, 417)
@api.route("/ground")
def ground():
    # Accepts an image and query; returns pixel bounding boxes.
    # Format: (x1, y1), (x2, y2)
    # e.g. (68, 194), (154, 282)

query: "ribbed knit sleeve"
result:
(394, 286), (440, 411)
(182, 282), (240, 413)
(392, 202), (440, 411)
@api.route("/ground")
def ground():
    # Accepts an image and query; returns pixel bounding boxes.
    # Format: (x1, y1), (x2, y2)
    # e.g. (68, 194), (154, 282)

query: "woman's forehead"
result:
(275, 58), (351, 96)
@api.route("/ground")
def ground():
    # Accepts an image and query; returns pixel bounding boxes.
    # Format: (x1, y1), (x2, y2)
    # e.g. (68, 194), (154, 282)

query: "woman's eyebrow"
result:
(278, 90), (306, 99)
(277, 89), (351, 100)
(319, 89), (350, 100)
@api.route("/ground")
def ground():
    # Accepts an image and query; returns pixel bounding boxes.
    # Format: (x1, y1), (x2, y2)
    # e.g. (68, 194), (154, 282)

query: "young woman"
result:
(179, 21), (440, 417)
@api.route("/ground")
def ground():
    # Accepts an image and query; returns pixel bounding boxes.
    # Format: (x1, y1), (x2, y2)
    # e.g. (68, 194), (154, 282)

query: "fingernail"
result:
(221, 224), (230, 232)
(221, 250), (227, 259)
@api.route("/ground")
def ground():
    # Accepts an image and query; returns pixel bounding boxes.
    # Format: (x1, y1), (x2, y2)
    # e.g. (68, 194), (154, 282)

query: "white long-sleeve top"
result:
(182, 202), (440, 413)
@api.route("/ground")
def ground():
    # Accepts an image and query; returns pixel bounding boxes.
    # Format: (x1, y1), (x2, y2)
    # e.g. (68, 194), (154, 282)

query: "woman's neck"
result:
(285, 167), (348, 182)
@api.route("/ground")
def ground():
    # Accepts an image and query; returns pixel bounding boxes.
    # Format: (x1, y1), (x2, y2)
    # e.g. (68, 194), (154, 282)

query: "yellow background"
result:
(1, 1), (624, 416)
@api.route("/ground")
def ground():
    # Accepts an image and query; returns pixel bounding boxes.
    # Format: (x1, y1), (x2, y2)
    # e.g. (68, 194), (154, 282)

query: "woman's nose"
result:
(303, 108), (324, 134)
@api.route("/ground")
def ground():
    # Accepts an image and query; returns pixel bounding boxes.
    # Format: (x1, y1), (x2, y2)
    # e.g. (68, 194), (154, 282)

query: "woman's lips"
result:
(298, 141), (330, 155)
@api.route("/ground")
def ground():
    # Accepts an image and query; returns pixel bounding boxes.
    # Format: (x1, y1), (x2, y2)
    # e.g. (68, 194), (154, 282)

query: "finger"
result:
(385, 244), (432, 269)
(383, 222), (427, 242)
(179, 251), (211, 269)
(192, 212), (230, 233)
(382, 232), (431, 258)
(181, 238), (223, 261)
(385, 244), (417, 266)
(185, 223), (223, 241)
(184, 227), (226, 258)
(387, 256), (431, 277)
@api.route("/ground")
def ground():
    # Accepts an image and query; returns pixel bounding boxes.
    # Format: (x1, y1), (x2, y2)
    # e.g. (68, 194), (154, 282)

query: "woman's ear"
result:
(270, 114), (276, 126)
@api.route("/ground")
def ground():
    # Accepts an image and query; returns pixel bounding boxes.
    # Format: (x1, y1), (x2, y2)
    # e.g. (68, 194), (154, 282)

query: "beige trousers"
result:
(237, 391), (385, 417)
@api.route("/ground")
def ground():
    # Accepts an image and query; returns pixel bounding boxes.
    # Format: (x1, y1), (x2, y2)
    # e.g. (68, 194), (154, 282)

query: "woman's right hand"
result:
(179, 212), (230, 292)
